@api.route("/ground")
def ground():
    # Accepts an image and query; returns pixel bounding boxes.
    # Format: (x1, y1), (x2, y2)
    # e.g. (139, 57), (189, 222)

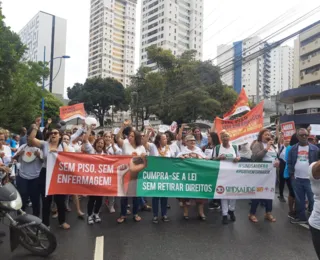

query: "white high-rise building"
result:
(88, 0), (137, 87)
(269, 46), (294, 95)
(217, 36), (271, 101)
(140, 0), (204, 68)
(19, 11), (67, 96)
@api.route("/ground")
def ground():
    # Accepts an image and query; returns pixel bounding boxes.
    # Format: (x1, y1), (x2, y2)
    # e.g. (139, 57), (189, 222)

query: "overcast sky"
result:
(2, 0), (320, 96)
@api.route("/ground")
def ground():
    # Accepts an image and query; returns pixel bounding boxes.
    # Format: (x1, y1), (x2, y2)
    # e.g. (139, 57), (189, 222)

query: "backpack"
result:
(214, 144), (238, 158)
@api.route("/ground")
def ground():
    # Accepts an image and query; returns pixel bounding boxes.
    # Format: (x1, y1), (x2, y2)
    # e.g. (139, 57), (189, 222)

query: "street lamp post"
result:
(41, 46), (70, 127)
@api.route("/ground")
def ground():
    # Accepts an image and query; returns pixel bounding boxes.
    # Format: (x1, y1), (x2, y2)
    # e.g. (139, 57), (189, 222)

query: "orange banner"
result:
(223, 88), (250, 119)
(281, 121), (296, 141)
(46, 152), (133, 196)
(216, 101), (264, 145)
(59, 103), (86, 122)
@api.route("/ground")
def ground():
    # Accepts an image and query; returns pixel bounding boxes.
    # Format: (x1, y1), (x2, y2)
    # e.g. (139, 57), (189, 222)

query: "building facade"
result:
(280, 22), (320, 126)
(269, 46), (294, 96)
(19, 11), (67, 96)
(217, 36), (271, 101)
(140, 0), (204, 68)
(88, 0), (137, 87)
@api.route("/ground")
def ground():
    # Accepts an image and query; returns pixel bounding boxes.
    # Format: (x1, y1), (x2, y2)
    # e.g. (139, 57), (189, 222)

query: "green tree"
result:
(67, 77), (128, 126)
(129, 46), (238, 125)
(0, 7), (51, 132)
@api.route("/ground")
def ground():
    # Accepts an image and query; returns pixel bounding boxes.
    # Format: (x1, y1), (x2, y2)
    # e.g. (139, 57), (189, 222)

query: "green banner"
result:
(137, 157), (219, 198)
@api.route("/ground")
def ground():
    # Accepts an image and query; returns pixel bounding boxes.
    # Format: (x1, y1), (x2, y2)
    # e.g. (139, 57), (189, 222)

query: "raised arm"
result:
(28, 124), (42, 148)
(116, 120), (131, 148)
(176, 124), (186, 141)
(81, 126), (95, 154)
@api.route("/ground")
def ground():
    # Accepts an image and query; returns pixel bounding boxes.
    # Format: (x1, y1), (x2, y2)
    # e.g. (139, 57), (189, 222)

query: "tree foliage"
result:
(0, 8), (60, 132)
(67, 77), (128, 126)
(128, 46), (238, 125)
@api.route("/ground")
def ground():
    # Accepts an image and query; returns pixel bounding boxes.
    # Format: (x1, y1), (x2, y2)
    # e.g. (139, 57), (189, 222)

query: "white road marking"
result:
(94, 236), (104, 260)
(299, 223), (310, 229)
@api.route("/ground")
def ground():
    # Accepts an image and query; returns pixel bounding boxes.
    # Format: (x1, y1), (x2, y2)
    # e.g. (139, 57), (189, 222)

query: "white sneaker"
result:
(93, 213), (101, 223)
(109, 205), (115, 213)
(87, 215), (94, 225)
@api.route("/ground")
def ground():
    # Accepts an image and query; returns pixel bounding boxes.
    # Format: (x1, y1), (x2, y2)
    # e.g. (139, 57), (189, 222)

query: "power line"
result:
(208, 5), (301, 64)
(220, 19), (320, 76)
(217, 5), (320, 72)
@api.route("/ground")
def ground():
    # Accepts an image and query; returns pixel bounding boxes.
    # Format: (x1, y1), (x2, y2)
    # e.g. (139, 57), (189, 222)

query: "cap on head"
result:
(185, 135), (195, 141)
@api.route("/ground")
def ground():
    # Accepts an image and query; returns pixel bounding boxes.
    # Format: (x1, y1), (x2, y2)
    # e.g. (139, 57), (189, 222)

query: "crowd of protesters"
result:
(0, 117), (319, 259)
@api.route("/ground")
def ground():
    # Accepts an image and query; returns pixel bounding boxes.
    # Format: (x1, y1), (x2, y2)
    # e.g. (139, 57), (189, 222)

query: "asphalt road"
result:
(0, 197), (318, 260)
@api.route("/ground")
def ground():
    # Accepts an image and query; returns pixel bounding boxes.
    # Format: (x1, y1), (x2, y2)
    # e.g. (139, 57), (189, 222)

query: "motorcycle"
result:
(0, 167), (57, 256)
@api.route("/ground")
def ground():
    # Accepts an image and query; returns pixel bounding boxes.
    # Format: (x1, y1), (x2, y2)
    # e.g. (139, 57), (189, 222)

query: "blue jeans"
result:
(249, 199), (273, 215)
(120, 197), (139, 216)
(292, 177), (314, 221)
(152, 197), (168, 217)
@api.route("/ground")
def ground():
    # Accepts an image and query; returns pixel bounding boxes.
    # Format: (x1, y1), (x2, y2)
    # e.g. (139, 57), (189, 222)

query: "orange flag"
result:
(223, 88), (250, 119)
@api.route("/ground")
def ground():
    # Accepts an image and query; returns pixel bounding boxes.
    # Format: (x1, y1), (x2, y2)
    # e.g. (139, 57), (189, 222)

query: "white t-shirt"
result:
(204, 147), (214, 159)
(213, 145), (239, 160)
(294, 145), (310, 179)
(148, 143), (173, 157)
(262, 143), (277, 162)
(279, 145), (286, 161)
(0, 145), (12, 166)
(169, 142), (180, 158)
(178, 145), (206, 158)
(122, 139), (146, 156)
(309, 162), (320, 230)
(239, 143), (252, 159)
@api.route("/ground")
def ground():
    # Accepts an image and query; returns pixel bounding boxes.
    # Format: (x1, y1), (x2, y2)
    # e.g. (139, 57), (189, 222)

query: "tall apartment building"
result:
(217, 36), (271, 101)
(280, 22), (320, 125)
(19, 11), (67, 96)
(293, 23), (320, 88)
(88, 0), (137, 87)
(269, 46), (294, 95)
(140, 0), (204, 68)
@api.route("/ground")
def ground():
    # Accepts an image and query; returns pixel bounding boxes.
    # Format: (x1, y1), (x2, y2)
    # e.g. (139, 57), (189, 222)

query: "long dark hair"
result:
(290, 133), (299, 146)
(257, 129), (270, 142)
(165, 131), (174, 145)
(154, 133), (165, 148)
(193, 127), (203, 140)
(130, 130), (142, 147)
(210, 132), (220, 147)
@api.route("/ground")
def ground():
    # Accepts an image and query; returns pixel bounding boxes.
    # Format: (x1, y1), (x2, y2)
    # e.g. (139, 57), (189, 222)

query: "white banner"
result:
(214, 161), (276, 199)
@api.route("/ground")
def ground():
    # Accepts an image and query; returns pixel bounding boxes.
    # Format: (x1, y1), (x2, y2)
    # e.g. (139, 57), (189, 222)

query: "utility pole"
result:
(256, 58), (260, 104)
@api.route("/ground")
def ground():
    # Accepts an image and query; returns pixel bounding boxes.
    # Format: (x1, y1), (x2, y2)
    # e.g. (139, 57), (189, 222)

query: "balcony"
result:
(300, 70), (320, 85)
(300, 37), (320, 56)
(300, 23), (320, 42)
(300, 54), (320, 70)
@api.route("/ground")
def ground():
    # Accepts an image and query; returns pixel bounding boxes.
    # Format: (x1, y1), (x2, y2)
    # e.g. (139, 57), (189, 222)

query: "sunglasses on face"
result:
(299, 134), (308, 137)
(51, 132), (59, 136)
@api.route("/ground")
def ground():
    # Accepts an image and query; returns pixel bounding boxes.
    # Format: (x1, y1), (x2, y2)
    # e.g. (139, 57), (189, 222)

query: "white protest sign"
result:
(158, 125), (170, 133)
(169, 121), (178, 133)
(310, 124), (320, 135)
(144, 120), (150, 126)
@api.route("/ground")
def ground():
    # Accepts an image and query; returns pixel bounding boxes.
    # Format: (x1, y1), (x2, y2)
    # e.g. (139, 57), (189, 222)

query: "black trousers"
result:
(39, 168), (66, 226)
(16, 175), (40, 217)
(310, 225), (320, 259)
(87, 196), (103, 216)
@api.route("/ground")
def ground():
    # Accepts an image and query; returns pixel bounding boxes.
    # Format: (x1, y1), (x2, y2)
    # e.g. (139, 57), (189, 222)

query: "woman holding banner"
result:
(28, 125), (70, 230)
(213, 131), (240, 224)
(116, 120), (146, 224)
(82, 129), (107, 225)
(178, 135), (207, 221)
(249, 129), (279, 223)
(143, 132), (173, 224)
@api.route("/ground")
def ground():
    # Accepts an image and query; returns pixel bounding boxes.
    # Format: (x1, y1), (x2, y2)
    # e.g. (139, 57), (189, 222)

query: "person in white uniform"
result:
(213, 131), (240, 225)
